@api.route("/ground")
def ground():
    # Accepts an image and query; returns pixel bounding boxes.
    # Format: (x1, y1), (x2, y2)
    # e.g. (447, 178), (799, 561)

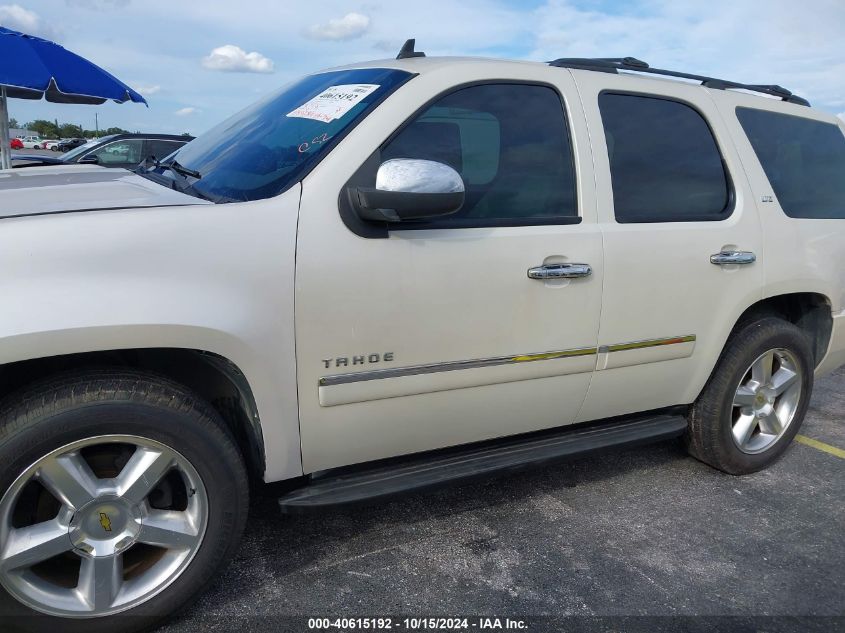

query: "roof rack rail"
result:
(547, 57), (810, 106)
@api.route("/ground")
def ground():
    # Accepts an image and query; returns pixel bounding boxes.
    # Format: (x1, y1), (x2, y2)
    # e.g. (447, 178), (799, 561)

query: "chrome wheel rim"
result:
(731, 348), (802, 454)
(0, 435), (207, 618)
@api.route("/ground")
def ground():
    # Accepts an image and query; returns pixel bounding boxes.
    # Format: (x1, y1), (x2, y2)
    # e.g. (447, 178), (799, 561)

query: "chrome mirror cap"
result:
(351, 159), (466, 223)
(375, 158), (464, 195)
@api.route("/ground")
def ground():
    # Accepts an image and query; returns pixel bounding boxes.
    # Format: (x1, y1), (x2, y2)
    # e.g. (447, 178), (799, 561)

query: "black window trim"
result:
(339, 79), (582, 238)
(598, 89), (737, 224)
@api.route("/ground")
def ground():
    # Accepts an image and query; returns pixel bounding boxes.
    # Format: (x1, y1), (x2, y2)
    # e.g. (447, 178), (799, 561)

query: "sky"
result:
(1, 0), (843, 135)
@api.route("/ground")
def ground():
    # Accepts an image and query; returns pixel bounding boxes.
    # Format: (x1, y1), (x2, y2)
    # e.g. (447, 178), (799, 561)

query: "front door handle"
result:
(710, 251), (757, 266)
(527, 263), (592, 280)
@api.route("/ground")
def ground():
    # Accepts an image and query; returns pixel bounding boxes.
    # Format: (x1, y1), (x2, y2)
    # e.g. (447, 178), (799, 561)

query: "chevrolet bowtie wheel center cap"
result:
(68, 495), (143, 557)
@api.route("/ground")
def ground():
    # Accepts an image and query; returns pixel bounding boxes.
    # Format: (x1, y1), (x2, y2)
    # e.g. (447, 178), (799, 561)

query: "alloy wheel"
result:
(730, 348), (803, 454)
(0, 435), (207, 617)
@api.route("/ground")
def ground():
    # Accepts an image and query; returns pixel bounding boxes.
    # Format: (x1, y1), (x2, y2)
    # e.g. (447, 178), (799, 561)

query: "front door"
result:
(295, 69), (605, 472)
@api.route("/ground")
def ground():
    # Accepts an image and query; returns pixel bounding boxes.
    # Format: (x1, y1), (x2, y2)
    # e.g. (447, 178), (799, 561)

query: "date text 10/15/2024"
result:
(307, 617), (529, 630)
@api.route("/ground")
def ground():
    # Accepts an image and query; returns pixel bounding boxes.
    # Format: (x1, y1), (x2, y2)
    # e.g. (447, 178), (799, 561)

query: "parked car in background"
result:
(9, 137), (22, 150)
(12, 133), (194, 169)
(42, 139), (64, 150)
(19, 135), (42, 149)
(56, 137), (88, 152)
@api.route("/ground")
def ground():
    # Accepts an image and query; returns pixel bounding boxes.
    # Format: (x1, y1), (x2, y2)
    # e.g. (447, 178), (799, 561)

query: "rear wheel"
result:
(686, 317), (814, 474)
(0, 371), (248, 632)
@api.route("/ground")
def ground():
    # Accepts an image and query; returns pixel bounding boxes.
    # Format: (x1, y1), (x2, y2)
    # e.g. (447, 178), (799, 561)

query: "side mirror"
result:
(78, 154), (99, 164)
(352, 158), (464, 222)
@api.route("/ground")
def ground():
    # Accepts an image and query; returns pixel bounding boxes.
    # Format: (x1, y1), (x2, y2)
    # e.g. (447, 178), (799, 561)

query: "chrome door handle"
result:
(527, 263), (592, 280)
(710, 251), (757, 266)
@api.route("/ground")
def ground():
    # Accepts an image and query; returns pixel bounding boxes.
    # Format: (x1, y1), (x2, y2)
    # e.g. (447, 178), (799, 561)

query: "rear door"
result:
(572, 72), (764, 423)
(294, 67), (604, 472)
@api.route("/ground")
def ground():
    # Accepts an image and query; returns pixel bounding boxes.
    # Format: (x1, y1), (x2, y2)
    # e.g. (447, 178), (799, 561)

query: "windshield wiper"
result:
(134, 156), (223, 202)
(166, 159), (202, 180)
(135, 156), (201, 180)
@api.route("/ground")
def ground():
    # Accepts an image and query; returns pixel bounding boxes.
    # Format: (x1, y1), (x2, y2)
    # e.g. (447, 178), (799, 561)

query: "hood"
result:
(0, 164), (212, 219)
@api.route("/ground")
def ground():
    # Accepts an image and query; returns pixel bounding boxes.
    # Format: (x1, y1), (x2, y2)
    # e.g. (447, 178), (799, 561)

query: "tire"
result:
(686, 317), (814, 474)
(0, 370), (249, 633)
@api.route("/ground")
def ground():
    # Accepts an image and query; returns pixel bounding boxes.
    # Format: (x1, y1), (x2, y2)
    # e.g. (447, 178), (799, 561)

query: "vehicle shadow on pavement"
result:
(206, 439), (690, 590)
(162, 386), (844, 630)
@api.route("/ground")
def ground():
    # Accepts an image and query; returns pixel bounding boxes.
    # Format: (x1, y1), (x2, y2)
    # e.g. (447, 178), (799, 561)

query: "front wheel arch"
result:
(0, 369), (249, 631)
(0, 348), (265, 480)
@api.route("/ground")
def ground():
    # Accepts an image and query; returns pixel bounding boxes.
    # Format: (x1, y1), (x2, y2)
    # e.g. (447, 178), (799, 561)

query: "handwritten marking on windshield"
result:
(298, 133), (332, 153)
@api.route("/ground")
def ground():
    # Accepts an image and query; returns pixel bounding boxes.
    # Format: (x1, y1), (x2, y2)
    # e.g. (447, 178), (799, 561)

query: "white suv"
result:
(0, 45), (843, 631)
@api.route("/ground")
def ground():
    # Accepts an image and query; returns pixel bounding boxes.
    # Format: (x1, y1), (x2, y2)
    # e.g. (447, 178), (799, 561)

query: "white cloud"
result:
(0, 4), (60, 40)
(134, 83), (161, 95)
(201, 44), (274, 73)
(305, 12), (370, 41)
(174, 107), (199, 116)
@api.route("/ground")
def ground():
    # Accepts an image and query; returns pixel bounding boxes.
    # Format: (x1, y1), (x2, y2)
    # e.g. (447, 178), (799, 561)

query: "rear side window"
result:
(736, 108), (845, 219)
(146, 140), (185, 161)
(381, 83), (578, 228)
(599, 93), (731, 223)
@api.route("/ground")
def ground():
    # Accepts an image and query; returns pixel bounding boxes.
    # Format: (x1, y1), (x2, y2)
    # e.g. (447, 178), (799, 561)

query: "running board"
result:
(278, 414), (687, 513)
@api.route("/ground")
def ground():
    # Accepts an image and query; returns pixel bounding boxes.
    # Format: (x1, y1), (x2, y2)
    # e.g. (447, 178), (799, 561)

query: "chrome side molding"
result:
(319, 335), (696, 387)
(319, 346), (598, 387)
(599, 335), (697, 354)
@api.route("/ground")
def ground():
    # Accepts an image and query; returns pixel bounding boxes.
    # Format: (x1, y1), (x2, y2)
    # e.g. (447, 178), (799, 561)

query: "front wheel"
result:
(0, 371), (248, 632)
(686, 317), (814, 474)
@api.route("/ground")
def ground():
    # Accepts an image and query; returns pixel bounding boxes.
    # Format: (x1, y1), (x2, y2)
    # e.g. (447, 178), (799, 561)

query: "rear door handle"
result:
(710, 251), (757, 266)
(527, 263), (592, 280)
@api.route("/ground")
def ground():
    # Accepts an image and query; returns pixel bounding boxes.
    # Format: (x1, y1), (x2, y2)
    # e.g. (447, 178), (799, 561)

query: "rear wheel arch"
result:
(731, 292), (833, 367)
(688, 292), (831, 405)
(0, 348), (265, 480)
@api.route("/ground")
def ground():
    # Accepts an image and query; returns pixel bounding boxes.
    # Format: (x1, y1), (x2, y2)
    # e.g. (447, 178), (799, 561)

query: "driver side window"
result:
(381, 83), (578, 228)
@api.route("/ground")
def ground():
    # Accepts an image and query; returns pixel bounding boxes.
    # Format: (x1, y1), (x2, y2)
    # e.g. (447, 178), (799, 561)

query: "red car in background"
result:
(10, 138), (23, 150)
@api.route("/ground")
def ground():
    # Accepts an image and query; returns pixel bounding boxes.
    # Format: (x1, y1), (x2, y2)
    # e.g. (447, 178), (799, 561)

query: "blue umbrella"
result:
(0, 26), (147, 169)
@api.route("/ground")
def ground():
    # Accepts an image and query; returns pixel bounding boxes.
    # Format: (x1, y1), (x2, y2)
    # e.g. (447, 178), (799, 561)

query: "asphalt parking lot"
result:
(161, 369), (845, 632)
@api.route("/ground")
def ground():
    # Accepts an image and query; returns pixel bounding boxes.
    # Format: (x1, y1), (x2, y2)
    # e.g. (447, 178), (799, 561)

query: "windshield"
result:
(168, 67), (413, 202)
(62, 136), (115, 161)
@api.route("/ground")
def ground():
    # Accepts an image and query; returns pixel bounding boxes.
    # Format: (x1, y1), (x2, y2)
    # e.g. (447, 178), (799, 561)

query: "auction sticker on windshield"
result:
(287, 84), (380, 123)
